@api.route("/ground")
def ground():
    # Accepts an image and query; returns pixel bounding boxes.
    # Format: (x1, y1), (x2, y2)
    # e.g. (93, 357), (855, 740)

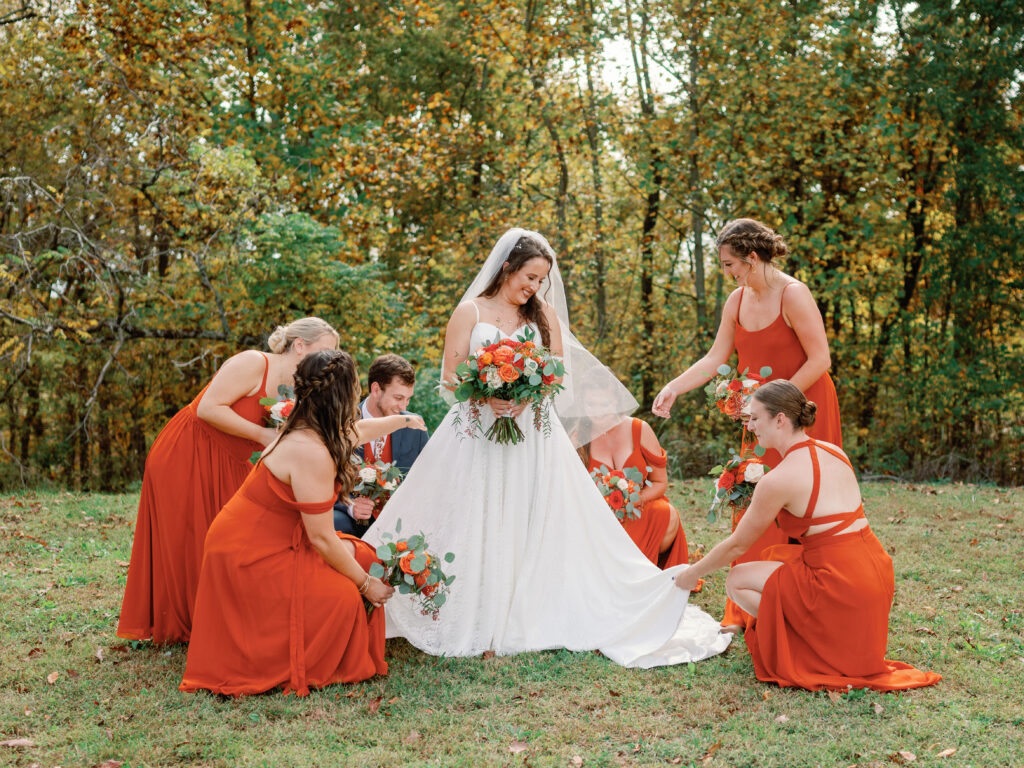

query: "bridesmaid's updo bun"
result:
(753, 380), (817, 429)
(716, 218), (789, 264)
(267, 317), (338, 354)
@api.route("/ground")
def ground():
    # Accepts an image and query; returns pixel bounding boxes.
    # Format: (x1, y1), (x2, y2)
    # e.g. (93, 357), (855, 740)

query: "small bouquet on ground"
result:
(259, 384), (296, 428)
(370, 519), (455, 619)
(707, 452), (770, 522)
(589, 464), (649, 521)
(704, 364), (772, 422)
(452, 326), (566, 445)
(350, 460), (403, 526)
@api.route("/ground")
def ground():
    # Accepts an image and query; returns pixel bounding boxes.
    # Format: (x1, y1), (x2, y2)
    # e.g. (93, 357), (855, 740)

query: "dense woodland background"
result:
(1, 0), (1021, 490)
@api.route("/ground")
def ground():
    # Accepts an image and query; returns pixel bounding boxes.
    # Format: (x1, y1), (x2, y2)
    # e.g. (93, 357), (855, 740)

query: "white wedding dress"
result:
(364, 321), (731, 668)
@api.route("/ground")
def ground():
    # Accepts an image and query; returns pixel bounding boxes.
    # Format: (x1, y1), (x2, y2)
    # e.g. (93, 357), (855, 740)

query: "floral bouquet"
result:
(369, 519), (455, 619)
(707, 453), (770, 522)
(259, 384), (296, 428)
(350, 460), (403, 526)
(704, 364), (772, 422)
(452, 327), (566, 445)
(589, 464), (648, 521)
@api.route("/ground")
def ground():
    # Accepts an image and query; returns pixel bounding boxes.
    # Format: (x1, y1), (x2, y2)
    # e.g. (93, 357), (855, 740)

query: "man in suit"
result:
(334, 354), (430, 536)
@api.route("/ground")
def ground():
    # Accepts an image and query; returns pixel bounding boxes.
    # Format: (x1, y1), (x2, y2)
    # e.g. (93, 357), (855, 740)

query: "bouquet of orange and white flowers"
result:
(369, 519), (455, 619)
(351, 460), (403, 524)
(259, 385), (296, 428)
(704, 364), (772, 422)
(589, 464), (648, 521)
(707, 452), (770, 522)
(452, 327), (566, 445)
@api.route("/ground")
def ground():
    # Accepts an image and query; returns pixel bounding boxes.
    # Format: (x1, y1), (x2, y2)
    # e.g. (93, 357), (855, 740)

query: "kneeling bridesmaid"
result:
(673, 380), (940, 692)
(180, 350), (426, 696)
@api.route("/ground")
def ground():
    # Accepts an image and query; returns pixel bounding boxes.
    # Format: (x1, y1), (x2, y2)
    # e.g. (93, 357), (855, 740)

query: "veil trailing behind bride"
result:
(364, 229), (730, 667)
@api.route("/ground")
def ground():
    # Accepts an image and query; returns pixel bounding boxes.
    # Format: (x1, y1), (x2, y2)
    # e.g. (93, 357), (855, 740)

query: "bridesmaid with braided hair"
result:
(118, 317), (339, 645)
(181, 350), (426, 696)
(653, 219), (843, 633)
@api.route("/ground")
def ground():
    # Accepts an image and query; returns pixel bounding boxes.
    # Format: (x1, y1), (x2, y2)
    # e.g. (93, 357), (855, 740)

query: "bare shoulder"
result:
(538, 299), (561, 328)
(219, 348), (267, 375)
(282, 429), (332, 467)
(783, 279), (816, 306)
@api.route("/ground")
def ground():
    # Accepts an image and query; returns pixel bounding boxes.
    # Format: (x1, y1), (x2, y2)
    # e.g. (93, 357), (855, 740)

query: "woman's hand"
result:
(488, 397), (526, 418)
(652, 385), (678, 418)
(674, 566), (702, 592)
(363, 576), (394, 607)
(258, 426), (279, 447)
(402, 414), (428, 431)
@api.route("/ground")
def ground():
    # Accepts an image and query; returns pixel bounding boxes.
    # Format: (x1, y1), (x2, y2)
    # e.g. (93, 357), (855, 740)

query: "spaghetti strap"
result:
(258, 352), (270, 394)
(778, 282), (792, 315)
(805, 441), (822, 519)
(737, 287), (745, 314)
(470, 299), (481, 322)
(814, 441), (854, 471)
(631, 418), (643, 446)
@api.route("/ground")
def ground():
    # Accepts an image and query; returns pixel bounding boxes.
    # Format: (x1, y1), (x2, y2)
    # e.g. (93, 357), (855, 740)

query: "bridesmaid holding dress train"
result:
(653, 219), (843, 632)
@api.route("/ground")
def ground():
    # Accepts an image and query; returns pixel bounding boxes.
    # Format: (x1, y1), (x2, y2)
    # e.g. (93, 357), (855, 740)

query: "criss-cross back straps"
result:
(785, 438), (864, 538)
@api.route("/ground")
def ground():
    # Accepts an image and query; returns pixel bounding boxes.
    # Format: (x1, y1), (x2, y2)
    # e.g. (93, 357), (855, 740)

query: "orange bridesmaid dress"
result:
(745, 439), (940, 691)
(722, 284), (844, 628)
(180, 463), (387, 696)
(117, 355), (268, 644)
(588, 419), (690, 569)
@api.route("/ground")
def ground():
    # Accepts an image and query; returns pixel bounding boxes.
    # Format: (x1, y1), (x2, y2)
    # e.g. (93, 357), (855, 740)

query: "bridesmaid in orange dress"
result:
(653, 218), (843, 632)
(118, 317), (338, 644)
(579, 413), (690, 570)
(674, 381), (939, 692)
(181, 349), (427, 696)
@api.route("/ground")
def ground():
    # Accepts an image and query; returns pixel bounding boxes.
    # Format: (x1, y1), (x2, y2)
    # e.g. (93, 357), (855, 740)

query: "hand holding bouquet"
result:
(590, 464), (649, 521)
(707, 453), (770, 522)
(452, 327), (566, 445)
(704, 364), (772, 423)
(350, 460), (403, 525)
(369, 519), (455, 619)
(259, 384), (296, 428)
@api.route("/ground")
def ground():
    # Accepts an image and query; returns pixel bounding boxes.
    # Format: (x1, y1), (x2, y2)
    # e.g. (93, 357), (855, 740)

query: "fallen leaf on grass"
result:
(761, 690), (770, 701)
(367, 696), (383, 714)
(669, 759), (683, 765)
(936, 748), (957, 758)
(509, 740), (527, 754)
(117, 561), (130, 568)
(608, 689), (621, 697)
(570, 756), (583, 767)
(403, 731), (421, 745)
(872, 703), (884, 715)
(892, 751), (916, 763)
(482, 650), (496, 660)
(914, 627), (936, 635)
(387, 696), (399, 704)
(701, 740), (721, 764)
(0, 738), (35, 747)
(45, 672), (58, 685)
(66, 669), (79, 678)
(95, 761), (123, 768)
(95, 647), (104, 663)
(827, 690), (843, 703)
(774, 715), (789, 723)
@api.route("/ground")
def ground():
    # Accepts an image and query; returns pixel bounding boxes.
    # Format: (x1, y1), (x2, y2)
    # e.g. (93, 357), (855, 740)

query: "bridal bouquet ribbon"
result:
(370, 519), (455, 619)
(452, 327), (566, 445)
(259, 384), (296, 428)
(707, 453), (770, 522)
(351, 460), (403, 525)
(704, 364), (772, 422)
(589, 464), (648, 521)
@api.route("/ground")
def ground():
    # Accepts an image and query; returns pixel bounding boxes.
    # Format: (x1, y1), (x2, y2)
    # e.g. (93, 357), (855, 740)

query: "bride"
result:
(365, 229), (730, 667)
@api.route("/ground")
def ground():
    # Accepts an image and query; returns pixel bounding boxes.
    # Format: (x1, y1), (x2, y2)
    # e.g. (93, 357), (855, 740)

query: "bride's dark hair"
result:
(262, 349), (361, 494)
(479, 236), (554, 347)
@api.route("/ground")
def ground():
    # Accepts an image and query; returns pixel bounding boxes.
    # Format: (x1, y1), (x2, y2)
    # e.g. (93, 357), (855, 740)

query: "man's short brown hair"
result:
(368, 354), (416, 390)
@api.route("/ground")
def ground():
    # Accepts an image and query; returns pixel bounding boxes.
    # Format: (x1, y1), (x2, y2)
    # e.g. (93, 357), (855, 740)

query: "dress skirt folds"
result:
(118, 359), (268, 644)
(180, 463), (386, 696)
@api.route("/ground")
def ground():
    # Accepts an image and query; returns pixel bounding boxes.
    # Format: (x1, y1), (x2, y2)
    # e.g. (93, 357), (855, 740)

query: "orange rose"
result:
(396, 541), (408, 552)
(492, 346), (514, 364)
(607, 489), (625, 509)
(477, 351), (493, 366)
(521, 341), (535, 350)
(499, 364), (520, 383)
(399, 553), (416, 574)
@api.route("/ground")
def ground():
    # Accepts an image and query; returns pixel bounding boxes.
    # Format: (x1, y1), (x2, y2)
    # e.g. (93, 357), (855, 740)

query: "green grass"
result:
(1, 481), (1022, 767)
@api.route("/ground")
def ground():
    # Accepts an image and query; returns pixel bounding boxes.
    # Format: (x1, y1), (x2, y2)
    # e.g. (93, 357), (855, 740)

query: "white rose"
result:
(358, 467), (377, 483)
(744, 462), (765, 482)
(715, 381), (729, 396)
(524, 358), (539, 375)
(742, 379), (758, 389)
(616, 478), (629, 491)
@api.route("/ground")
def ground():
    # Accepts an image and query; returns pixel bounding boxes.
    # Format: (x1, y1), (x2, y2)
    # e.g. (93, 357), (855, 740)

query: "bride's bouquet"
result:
(589, 464), (648, 521)
(350, 460), (403, 525)
(704, 364), (771, 422)
(452, 327), (566, 445)
(707, 453), (770, 522)
(260, 385), (296, 428)
(370, 519), (455, 619)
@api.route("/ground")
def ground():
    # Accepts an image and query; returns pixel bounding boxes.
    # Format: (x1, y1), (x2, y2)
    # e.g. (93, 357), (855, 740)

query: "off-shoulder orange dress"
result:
(723, 284), (845, 628)
(745, 439), (940, 691)
(180, 463), (387, 696)
(588, 419), (689, 569)
(118, 355), (269, 644)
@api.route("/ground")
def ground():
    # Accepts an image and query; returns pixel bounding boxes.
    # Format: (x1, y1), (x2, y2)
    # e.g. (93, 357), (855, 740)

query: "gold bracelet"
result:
(358, 574), (371, 594)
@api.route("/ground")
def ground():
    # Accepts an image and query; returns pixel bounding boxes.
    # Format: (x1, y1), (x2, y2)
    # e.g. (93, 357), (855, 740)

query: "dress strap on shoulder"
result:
(783, 438), (820, 519)
(469, 299), (481, 322)
(778, 281), (793, 314)
(631, 418), (643, 445)
(259, 352), (270, 393)
(736, 287), (745, 314)
(813, 441), (854, 471)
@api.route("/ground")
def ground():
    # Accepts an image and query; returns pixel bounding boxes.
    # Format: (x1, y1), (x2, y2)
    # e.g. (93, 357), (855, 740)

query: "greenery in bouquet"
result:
(452, 326), (566, 445)
(707, 452), (770, 522)
(259, 384), (296, 428)
(370, 519), (455, 619)
(351, 460), (403, 523)
(589, 464), (648, 521)
(704, 364), (772, 423)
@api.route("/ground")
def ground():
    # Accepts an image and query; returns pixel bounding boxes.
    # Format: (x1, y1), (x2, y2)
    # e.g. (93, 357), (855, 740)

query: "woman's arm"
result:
(636, 420), (668, 503)
(674, 471), (789, 590)
(354, 414), (427, 444)
(440, 302), (478, 391)
(652, 290), (741, 416)
(782, 282), (832, 392)
(196, 350), (277, 446)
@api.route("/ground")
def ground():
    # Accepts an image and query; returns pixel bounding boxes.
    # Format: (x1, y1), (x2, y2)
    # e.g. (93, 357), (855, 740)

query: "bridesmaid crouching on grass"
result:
(180, 350), (426, 696)
(673, 380), (940, 692)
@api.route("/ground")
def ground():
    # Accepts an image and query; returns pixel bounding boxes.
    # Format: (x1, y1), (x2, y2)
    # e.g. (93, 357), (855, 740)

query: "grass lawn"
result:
(0, 480), (1021, 768)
